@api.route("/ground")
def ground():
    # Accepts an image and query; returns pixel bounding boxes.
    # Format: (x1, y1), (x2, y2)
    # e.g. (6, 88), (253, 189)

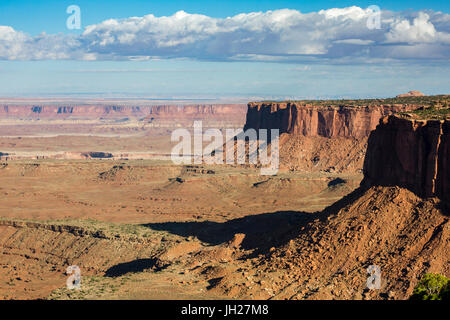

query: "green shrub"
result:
(410, 273), (449, 300)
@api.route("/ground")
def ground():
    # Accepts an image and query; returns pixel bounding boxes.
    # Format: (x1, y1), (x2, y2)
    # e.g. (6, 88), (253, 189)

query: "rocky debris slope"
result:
(217, 186), (448, 300)
(276, 134), (368, 173)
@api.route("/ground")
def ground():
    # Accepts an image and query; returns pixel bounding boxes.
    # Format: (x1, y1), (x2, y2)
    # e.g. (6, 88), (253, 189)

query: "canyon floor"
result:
(1, 158), (447, 300)
(0, 159), (362, 299)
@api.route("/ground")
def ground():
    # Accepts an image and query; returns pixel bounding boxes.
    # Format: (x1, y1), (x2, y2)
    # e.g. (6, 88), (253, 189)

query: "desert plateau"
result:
(1, 1), (449, 306)
(0, 95), (448, 300)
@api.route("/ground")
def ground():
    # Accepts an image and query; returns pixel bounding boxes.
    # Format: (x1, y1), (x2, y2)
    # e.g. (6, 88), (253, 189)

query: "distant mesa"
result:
(396, 90), (425, 98)
(0, 104), (247, 124)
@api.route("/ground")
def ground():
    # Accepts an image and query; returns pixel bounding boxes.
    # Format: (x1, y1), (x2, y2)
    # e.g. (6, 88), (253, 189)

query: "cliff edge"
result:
(244, 102), (418, 139)
(242, 101), (422, 173)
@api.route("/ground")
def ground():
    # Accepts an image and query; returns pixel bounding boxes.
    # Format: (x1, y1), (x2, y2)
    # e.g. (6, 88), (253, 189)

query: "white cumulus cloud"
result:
(386, 12), (437, 43)
(0, 7), (449, 62)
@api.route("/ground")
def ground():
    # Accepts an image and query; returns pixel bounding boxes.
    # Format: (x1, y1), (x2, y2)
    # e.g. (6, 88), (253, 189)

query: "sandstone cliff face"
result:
(362, 116), (449, 203)
(244, 102), (418, 138)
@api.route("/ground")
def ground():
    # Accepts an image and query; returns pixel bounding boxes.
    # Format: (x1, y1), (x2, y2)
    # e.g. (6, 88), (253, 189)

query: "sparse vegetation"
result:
(48, 275), (122, 300)
(410, 273), (450, 300)
(399, 106), (450, 120)
(256, 95), (450, 120)
(0, 217), (160, 240)
(257, 94), (450, 108)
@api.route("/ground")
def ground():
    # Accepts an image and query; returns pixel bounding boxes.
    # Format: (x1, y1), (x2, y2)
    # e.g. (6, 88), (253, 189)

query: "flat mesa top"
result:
(397, 107), (450, 121)
(252, 94), (450, 108)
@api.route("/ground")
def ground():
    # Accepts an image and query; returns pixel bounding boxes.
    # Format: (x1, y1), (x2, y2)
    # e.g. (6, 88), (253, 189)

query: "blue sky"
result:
(0, 0), (449, 99)
(1, 1), (448, 35)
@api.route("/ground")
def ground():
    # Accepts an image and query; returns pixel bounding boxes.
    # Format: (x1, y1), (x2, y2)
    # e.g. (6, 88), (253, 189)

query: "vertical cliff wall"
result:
(244, 102), (419, 138)
(362, 116), (449, 203)
(241, 102), (422, 173)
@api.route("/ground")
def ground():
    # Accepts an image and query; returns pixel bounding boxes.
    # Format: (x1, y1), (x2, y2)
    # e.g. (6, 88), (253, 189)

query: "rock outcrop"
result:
(244, 102), (418, 139)
(396, 91), (425, 98)
(362, 115), (449, 203)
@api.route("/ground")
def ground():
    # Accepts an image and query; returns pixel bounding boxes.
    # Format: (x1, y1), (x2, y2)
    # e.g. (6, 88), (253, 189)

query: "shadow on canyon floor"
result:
(145, 210), (310, 253)
(103, 188), (368, 277)
(105, 258), (166, 277)
(145, 188), (368, 254)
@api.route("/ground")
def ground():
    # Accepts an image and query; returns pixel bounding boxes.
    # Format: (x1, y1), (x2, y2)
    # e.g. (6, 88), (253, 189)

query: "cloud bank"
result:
(0, 6), (449, 62)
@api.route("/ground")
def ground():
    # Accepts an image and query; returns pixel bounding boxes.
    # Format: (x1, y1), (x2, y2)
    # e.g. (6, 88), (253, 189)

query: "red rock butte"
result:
(396, 91), (425, 98)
